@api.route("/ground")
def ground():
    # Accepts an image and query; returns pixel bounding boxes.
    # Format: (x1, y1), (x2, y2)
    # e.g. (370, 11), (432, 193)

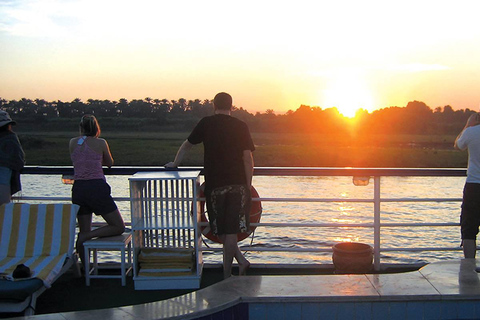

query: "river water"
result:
(18, 174), (466, 266)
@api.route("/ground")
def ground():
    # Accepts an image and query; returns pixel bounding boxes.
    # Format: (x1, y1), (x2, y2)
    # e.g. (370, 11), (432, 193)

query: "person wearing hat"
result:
(0, 110), (25, 205)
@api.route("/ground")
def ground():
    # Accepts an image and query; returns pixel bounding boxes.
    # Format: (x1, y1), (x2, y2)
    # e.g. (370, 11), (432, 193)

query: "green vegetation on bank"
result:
(3, 97), (472, 167)
(1, 98), (477, 136)
(17, 130), (465, 168)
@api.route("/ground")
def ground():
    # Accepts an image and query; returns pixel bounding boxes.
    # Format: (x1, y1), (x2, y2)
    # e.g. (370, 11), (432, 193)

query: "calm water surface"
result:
(18, 174), (466, 265)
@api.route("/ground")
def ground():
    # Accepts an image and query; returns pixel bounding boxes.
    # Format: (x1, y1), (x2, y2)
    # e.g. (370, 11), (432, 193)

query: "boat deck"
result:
(6, 259), (480, 320)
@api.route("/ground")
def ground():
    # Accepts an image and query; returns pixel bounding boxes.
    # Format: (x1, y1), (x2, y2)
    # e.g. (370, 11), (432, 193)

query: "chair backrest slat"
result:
(0, 203), (78, 259)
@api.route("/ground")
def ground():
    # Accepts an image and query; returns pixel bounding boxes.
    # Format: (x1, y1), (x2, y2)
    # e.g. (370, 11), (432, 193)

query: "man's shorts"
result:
(460, 183), (480, 240)
(72, 179), (118, 216)
(205, 185), (251, 236)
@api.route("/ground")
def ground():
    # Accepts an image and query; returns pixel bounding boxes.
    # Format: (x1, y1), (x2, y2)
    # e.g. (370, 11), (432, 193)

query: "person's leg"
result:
(232, 186), (250, 275)
(464, 239), (477, 258)
(219, 234), (235, 279)
(219, 233), (250, 278)
(210, 186), (250, 278)
(76, 209), (125, 265)
(460, 183), (480, 259)
(0, 167), (12, 205)
(90, 209), (125, 239)
(76, 210), (93, 267)
(236, 247), (250, 276)
(0, 185), (11, 205)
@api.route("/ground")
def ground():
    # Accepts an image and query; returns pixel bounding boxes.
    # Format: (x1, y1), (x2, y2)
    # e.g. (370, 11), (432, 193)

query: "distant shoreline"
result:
(17, 130), (466, 168)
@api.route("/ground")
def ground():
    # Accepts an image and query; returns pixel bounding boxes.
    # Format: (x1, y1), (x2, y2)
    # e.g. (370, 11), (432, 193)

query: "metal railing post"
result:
(373, 176), (381, 271)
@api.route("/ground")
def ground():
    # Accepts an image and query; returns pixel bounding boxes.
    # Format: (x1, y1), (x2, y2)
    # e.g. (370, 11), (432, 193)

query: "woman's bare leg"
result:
(76, 209), (125, 266)
(76, 212), (93, 267)
(90, 209), (125, 238)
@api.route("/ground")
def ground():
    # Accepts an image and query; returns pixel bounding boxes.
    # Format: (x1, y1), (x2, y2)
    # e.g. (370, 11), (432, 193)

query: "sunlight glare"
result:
(338, 206), (353, 214)
(333, 237), (360, 243)
(323, 71), (375, 118)
(331, 218), (353, 223)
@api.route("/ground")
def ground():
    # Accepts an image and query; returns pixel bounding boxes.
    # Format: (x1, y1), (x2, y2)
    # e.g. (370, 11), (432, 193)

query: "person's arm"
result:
(17, 135), (25, 167)
(5, 134), (25, 171)
(165, 139), (194, 168)
(69, 138), (77, 154)
(455, 113), (480, 150)
(454, 131), (465, 150)
(101, 139), (114, 168)
(243, 150), (254, 188)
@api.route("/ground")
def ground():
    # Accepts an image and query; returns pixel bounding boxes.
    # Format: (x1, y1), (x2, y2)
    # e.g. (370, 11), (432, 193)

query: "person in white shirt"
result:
(455, 112), (480, 258)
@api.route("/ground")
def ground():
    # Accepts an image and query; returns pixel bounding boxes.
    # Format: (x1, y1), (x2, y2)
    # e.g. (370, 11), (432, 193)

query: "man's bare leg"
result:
(235, 245), (250, 275)
(220, 234), (250, 278)
(220, 234), (235, 278)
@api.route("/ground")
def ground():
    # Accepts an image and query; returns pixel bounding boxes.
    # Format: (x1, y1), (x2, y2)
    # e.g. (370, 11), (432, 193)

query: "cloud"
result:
(388, 63), (450, 73)
(0, 0), (78, 37)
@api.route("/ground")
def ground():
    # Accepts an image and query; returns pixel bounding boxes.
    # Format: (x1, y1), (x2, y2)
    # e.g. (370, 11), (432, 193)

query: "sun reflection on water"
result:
(333, 237), (360, 243)
(338, 205), (354, 214)
(331, 218), (351, 223)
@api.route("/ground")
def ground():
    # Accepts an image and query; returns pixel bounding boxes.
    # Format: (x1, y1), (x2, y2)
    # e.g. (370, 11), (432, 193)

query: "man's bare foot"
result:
(239, 260), (250, 276)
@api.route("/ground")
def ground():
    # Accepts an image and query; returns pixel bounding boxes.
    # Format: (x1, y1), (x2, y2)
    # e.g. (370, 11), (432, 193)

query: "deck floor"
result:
(5, 259), (480, 320)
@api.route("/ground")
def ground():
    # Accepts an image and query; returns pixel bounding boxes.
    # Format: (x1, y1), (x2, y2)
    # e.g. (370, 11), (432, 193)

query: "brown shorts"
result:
(205, 185), (251, 236)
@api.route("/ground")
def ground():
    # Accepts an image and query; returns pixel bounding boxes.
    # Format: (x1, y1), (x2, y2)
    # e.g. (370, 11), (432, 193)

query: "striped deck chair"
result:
(0, 203), (79, 315)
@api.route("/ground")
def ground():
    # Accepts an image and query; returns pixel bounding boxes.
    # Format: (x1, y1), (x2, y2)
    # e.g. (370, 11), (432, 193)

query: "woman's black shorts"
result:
(72, 179), (117, 216)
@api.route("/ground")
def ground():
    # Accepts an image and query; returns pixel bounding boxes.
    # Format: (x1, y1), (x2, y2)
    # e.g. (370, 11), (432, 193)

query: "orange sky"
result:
(1, 1), (480, 117)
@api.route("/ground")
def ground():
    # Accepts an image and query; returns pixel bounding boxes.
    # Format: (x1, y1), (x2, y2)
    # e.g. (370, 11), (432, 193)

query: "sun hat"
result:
(0, 110), (16, 127)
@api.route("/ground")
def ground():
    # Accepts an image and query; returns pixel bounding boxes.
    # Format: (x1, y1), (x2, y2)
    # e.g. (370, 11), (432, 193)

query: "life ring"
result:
(197, 184), (262, 243)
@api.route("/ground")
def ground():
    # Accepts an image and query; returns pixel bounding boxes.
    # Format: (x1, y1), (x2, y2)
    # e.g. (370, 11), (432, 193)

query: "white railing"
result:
(15, 166), (467, 271)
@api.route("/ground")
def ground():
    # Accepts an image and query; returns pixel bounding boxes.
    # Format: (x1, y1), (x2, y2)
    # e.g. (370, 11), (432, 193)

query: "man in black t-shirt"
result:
(165, 92), (255, 278)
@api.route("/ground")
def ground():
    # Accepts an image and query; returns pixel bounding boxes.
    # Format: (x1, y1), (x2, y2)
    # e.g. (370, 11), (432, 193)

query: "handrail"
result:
(14, 165), (467, 271)
(21, 165), (467, 176)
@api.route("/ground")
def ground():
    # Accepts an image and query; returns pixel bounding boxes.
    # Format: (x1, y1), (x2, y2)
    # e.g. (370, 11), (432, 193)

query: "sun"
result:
(322, 71), (375, 118)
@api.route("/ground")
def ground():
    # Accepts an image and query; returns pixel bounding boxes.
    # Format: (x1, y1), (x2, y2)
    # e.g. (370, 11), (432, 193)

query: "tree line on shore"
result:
(0, 97), (474, 135)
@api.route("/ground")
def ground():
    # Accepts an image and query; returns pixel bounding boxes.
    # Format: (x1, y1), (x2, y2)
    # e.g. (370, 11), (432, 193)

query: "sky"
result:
(1, 0), (480, 117)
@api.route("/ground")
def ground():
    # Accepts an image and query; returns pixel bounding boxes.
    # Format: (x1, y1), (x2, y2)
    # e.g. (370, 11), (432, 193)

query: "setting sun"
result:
(322, 71), (375, 118)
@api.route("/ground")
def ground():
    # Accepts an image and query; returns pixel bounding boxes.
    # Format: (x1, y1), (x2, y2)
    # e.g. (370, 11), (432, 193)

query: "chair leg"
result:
(121, 247), (126, 286)
(24, 291), (37, 316)
(84, 247), (91, 286)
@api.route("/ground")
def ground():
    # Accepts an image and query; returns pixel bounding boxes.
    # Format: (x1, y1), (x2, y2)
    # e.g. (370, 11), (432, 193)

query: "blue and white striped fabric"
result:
(0, 203), (78, 287)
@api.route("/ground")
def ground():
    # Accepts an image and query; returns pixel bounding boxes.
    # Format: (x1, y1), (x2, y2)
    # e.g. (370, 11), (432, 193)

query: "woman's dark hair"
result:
(79, 114), (101, 137)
